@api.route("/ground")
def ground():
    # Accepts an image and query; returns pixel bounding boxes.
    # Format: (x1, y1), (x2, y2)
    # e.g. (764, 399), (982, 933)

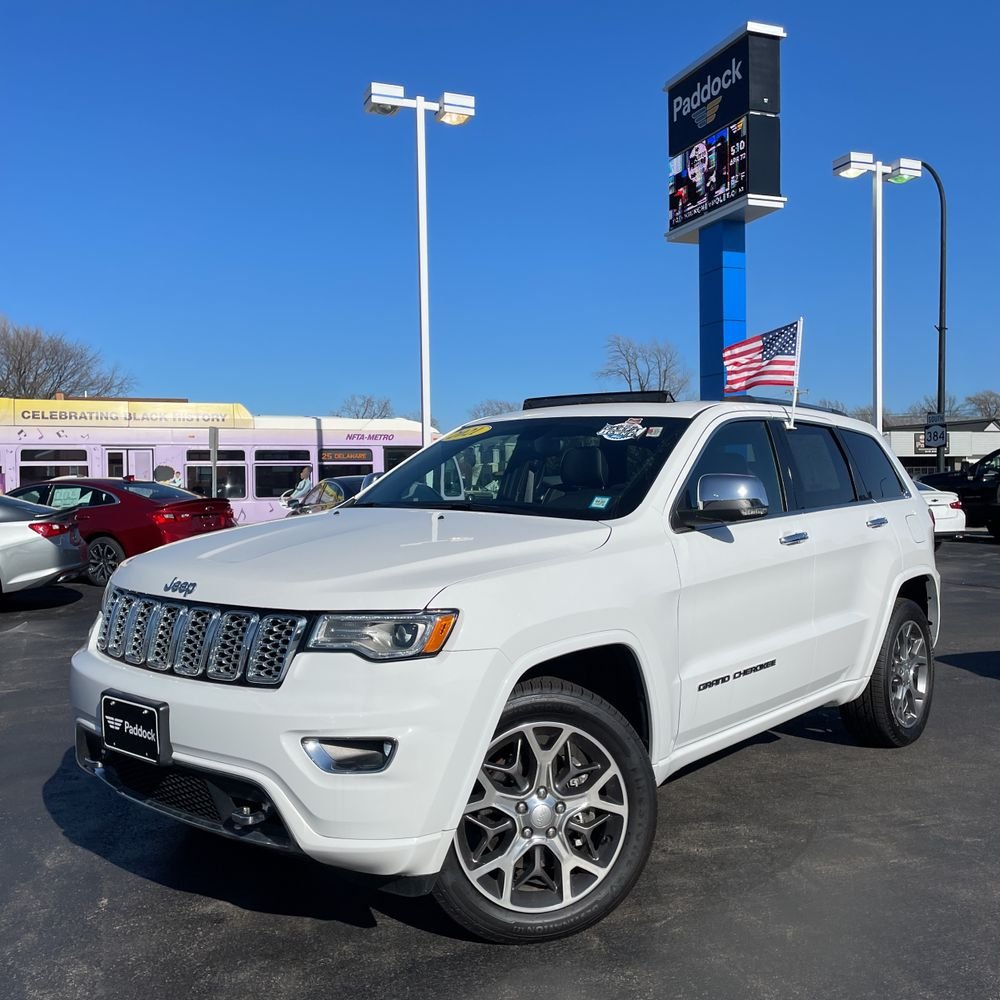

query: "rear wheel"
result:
(433, 677), (656, 943)
(840, 598), (934, 747)
(988, 519), (1000, 542)
(86, 536), (124, 586)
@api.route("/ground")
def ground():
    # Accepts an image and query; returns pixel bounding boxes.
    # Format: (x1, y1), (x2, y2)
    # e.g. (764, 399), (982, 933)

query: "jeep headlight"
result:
(307, 611), (459, 660)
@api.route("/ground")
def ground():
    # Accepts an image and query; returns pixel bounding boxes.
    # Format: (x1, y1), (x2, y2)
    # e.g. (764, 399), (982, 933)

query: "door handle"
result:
(779, 531), (809, 545)
(866, 516), (889, 529)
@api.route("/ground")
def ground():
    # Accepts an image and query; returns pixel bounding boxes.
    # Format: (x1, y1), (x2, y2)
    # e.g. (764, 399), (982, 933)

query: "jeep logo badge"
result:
(164, 576), (198, 597)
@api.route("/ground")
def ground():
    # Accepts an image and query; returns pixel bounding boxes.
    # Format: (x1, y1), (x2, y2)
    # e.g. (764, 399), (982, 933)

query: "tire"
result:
(432, 677), (657, 943)
(86, 536), (125, 586)
(840, 598), (934, 748)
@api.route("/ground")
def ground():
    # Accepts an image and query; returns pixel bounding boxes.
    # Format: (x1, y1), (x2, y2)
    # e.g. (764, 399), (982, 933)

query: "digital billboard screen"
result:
(668, 116), (748, 231)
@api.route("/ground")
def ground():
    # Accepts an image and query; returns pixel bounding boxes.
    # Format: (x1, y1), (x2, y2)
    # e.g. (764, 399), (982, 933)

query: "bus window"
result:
(186, 466), (247, 499)
(18, 447), (89, 485)
(255, 449), (310, 461)
(187, 449), (247, 462)
(320, 463), (373, 479)
(384, 446), (420, 471)
(254, 464), (310, 499)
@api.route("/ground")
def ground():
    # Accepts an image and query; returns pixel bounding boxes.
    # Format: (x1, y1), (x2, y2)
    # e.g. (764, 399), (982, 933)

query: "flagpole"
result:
(787, 316), (804, 429)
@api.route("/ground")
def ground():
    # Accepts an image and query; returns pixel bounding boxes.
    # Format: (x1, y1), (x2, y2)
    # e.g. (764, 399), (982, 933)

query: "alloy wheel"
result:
(89, 542), (120, 585)
(455, 721), (629, 913)
(889, 620), (929, 729)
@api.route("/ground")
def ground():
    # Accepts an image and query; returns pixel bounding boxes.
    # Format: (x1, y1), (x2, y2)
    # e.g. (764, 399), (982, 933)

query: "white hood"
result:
(112, 507), (612, 610)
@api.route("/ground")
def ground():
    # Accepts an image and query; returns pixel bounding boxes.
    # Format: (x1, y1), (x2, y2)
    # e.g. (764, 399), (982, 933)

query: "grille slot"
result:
(174, 608), (219, 677)
(106, 594), (137, 657)
(123, 599), (157, 664)
(147, 604), (182, 671)
(247, 615), (307, 685)
(206, 612), (259, 681)
(96, 588), (306, 687)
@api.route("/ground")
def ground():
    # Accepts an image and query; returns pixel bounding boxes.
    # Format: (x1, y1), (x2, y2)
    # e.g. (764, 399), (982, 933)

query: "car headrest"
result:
(560, 447), (608, 488)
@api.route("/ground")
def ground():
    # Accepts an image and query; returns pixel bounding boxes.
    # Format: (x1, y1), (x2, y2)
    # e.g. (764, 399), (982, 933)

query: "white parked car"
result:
(70, 395), (940, 943)
(915, 481), (966, 545)
(0, 495), (88, 595)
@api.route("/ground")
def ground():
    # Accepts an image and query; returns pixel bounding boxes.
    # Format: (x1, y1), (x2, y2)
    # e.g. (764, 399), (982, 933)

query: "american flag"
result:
(723, 322), (799, 394)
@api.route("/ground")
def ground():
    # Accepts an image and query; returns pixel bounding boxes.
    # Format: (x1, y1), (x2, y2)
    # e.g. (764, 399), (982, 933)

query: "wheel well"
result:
(897, 574), (939, 639)
(897, 576), (929, 617)
(519, 644), (651, 750)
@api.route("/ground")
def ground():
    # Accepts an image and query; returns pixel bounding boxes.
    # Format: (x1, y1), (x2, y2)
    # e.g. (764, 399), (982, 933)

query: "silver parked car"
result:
(0, 495), (88, 596)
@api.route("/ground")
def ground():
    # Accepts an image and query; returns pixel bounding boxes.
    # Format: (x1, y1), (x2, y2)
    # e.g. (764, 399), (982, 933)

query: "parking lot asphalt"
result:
(2, 539), (999, 1000)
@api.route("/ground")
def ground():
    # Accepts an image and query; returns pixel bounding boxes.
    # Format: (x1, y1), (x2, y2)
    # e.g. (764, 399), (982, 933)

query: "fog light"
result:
(302, 737), (397, 774)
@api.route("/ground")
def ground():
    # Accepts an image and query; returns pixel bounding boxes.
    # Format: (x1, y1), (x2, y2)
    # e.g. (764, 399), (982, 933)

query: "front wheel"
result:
(840, 598), (934, 747)
(433, 677), (657, 943)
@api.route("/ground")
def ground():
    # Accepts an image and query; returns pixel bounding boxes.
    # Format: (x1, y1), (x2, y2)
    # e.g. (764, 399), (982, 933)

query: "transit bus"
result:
(0, 396), (424, 523)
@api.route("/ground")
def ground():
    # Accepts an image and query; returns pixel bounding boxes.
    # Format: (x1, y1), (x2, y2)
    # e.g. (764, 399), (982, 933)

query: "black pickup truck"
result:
(921, 447), (1000, 539)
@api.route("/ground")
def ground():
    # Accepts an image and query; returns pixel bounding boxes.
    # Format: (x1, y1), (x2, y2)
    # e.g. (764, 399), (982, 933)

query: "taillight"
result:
(153, 511), (192, 525)
(30, 521), (70, 538)
(949, 500), (962, 509)
(928, 507), (935, 527)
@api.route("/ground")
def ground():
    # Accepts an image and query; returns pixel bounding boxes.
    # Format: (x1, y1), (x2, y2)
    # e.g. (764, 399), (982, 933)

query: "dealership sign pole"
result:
(664, 23), (786, 400)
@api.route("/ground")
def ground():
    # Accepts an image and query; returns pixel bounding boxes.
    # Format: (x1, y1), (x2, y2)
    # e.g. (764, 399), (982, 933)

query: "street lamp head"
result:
(886, 157), (922, 184)
(435, 92), (475, 126)
(833, 151), (875, 179)
(364, 82), (406, 116)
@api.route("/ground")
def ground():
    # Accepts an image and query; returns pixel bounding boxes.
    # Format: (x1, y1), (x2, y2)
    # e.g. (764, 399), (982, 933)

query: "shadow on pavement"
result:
(0, 583), (84, 613)
(771, 706), (856, 745)
(936, 650), (1000, 680)
(42, 748), (469, 940)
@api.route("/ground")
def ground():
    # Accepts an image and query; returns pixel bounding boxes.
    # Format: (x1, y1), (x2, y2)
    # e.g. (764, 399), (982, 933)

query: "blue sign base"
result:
(698, 219), (746, 400)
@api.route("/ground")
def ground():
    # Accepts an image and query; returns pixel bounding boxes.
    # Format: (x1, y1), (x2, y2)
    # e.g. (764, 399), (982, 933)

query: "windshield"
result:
(350, 415), (690, 519)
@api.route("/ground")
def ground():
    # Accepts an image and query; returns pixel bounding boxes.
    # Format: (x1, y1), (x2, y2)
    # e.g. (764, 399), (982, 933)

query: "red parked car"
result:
(8, 479), (236, 585)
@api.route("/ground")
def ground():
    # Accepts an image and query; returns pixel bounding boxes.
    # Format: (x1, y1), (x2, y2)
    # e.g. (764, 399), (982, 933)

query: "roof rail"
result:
(522, 390), (675, 410)
(721, 395), (848, 416)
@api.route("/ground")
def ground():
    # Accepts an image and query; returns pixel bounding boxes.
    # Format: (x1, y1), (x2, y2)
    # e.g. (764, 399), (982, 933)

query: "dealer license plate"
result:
(101, 693), (169, 764)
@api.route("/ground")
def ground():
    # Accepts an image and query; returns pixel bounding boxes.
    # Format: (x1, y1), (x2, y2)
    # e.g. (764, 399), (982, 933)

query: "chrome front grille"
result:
(97, 587), (307, 686)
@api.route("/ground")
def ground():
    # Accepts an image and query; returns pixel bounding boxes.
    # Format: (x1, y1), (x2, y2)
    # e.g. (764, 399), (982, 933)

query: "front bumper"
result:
(70, 642), (508, 876)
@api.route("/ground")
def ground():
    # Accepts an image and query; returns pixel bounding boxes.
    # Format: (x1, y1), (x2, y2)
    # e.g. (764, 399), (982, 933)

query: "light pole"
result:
(887, 159), (947, 472)
(833, 151), (920, 435)
(363, 83), (476, 449)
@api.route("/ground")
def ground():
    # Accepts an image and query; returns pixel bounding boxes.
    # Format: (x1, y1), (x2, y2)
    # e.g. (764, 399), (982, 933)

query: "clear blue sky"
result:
(2, 1), (997, 430)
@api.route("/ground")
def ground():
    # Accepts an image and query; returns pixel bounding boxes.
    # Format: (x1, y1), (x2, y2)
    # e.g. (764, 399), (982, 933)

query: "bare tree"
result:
(402, 409), (442, 429)
(965, 390), (1000, 420)
(849, 405), (902, 428)
(334, 394), (394, 419)
(815, 398), (850, 413)
(468, 398), (520, 420)
(901, 393), (969, 420)
(0, 317), (135, 398)
(596, 335), (690, 399)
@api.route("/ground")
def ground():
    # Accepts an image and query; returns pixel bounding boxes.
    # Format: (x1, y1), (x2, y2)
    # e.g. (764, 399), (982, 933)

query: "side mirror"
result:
(960, 460), (972, 476)
(360, 472), (383, 490)
(676, 474), (769, 528)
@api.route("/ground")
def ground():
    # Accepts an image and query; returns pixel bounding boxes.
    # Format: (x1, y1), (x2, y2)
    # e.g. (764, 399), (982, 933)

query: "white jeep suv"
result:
(71, 394), (939, 943)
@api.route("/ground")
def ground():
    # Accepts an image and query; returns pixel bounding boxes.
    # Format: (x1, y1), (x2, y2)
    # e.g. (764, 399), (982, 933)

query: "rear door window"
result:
(782, 424), (856, 510)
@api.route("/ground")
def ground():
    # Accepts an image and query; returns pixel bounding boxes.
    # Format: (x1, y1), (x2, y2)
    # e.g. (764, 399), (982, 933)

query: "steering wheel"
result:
(279, 488), (295, 508)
